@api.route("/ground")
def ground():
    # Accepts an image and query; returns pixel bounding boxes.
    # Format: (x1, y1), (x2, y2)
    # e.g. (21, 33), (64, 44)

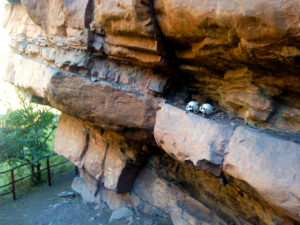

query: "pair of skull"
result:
(186, 101), (213, 115)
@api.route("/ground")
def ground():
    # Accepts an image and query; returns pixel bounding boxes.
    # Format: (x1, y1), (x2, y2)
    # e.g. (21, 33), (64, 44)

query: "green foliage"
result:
(0, 90), (59, 167)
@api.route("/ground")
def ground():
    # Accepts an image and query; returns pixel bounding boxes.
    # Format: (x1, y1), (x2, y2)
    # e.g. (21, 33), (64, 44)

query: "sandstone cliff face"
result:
(2, 1), (300, 224)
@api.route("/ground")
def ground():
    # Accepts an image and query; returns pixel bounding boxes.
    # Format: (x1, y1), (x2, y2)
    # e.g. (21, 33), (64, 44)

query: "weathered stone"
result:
(3, 53), (54, 99)
(154, 0), (300, 67)
(3, 1), (300, 224)
(3, 3), (46, 43)
(55, 114), (147, 193)
(152, 0), (300, 131)
(21, 0), (90, 49)
(133, 168), (225, 225)
(150, 153), (295, 225)
(4, 52), (157, 136)
(154, 103), (234, 175)
(274, 106), (300, 132)
(94, 0), (154, 37)
(72, 175), (101, 204)
(47, 72), (157, 131)
(94, 0), (163, 65)
(53, 48), (88, 69)
(101, 189), (131, 211)
(224, 126), (300, 221)
(219, 83), (274, 122)
(109, 207), (134, 223)
(72, 171), (132, 210)
(147, 74), (169, 94)
(5, 2), (300, 132)
(57, 192), (75, 198)
(54, 114), (91, 167)
(104, 44), (162, 66)
(49, 200), (71, 210)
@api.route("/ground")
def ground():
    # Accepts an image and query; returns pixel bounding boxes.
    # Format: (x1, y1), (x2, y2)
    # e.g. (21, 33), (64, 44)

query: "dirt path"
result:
(0, 171), (170, 225)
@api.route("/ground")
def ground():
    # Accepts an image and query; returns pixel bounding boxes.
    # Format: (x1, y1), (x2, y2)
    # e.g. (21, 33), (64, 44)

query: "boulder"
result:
(224, 126), (300, 221)
(48, 72), (157, 131)
(54, 114), (89, 167)
(57, 192), (75, 198)
(94, 0), (163, 65)
(21, 0), (90, 49)
(109, 207), (134, 223)
(154, 103), (234, 175)
(3, 3), (46, 43)
(3, 53), (158, 137)
(55, 114), (147, 193)
(154, 0), (300, 69)
(4, 53), (54, 99)
(72, 171), (132, 210)
(132, 168), (226, 225)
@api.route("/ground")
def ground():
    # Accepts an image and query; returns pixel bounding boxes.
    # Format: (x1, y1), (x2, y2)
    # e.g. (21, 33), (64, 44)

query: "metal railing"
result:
(0, 154), (77, 200)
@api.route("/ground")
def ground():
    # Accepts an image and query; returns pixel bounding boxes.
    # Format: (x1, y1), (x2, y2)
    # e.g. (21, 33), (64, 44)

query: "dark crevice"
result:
(84, 0), (94, 29)
(148, 150), (297, 225)
(84, 0), (96, 53)
(79, 132), (90, 160)
(94, 142), (109, 197)
(145, 0), (178, 69)
(116, 146), (150, 193)
(116, 162), (143, 194)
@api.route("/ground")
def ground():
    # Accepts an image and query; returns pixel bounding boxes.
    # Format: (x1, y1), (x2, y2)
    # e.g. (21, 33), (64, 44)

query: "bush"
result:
(0, 90), (59, 183)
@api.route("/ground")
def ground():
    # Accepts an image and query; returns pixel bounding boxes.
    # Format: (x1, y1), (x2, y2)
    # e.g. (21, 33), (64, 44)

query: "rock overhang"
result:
(2, 0), (300, 224)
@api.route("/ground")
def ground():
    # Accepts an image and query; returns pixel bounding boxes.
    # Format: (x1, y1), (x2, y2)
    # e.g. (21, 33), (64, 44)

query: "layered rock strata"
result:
(2, 1), (300, 224)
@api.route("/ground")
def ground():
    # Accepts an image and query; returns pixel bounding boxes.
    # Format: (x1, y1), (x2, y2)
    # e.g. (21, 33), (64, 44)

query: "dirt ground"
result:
(0, 170), (171, 225)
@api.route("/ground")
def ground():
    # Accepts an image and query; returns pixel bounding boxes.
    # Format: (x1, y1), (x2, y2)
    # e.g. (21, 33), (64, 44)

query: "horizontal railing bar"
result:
(0, 183), (12, 189)
(0, 153), (58, 175)
(0, 161), (69, 187)
(0, 191), (12, 196)
(50, 160), (69, 167)
(0, 160), (69, 189)
(14, 174), (33, 183)
(0, 163), (27, 175)
(0, 153), (72, 201)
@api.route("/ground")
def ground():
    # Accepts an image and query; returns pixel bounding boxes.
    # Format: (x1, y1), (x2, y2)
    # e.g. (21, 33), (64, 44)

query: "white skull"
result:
(186, 101), (199, 113)
(199, 103), (213, 115)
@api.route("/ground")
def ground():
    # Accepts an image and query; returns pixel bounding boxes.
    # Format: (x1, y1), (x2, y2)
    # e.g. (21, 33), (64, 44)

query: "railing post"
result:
(31, 163), (35, 183)
(75, 166), (78, 175)
(11, 170), (16, 200)
(37, 162), (41, 183)
(47, 158), (51, 186)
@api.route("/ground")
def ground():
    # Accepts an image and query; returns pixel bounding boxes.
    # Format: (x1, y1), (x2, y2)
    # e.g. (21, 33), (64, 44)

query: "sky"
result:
(0, 1), (20, 114)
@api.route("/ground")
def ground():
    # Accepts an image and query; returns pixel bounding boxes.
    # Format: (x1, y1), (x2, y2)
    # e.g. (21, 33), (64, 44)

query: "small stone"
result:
(147, 75), (168, 94)
(90, 77), (100, 82)
(82, 199), (88, 205)
(57, 191), (75, 198)
(94, 203), (107, 210)
(94, 204), (102, 210)
(49, 200), (70, 209)
(109, 207), (134, 223)
(127, 216), (134, 224)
